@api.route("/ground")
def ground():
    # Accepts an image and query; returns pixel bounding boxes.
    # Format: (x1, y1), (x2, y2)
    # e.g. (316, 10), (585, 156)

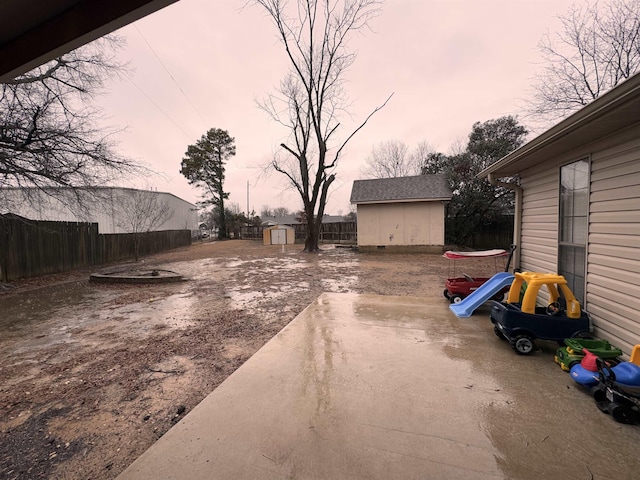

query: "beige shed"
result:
(263, 225), (296, 245)
(350, 175), (452, 253)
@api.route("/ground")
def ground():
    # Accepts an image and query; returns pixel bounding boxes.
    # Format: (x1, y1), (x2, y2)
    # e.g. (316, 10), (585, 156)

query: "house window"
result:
(558, 159), (589, 304)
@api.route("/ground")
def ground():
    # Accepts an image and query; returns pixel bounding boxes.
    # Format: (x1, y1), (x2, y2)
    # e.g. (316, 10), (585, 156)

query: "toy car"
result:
(571, 346), (640, 424)
(555, 338), (622, 371)
(444, 274), (510, 304)
(443, 245), (516, 304)
(490, 272), (591, 355)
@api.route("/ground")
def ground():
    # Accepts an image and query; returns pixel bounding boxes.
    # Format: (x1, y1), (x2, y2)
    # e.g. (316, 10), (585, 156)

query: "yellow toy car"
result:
(491, 272), (591, 355)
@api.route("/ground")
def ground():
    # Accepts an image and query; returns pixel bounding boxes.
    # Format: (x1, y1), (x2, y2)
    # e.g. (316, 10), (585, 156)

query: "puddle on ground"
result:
(0, 247), (362, 354)
(225, 281), (311, 309)
(321, 276), (358, 292)
(0, 281), (106, 338)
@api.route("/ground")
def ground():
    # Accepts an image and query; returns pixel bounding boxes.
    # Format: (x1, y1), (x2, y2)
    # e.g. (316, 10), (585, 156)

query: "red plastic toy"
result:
(443, 245), (516, 304)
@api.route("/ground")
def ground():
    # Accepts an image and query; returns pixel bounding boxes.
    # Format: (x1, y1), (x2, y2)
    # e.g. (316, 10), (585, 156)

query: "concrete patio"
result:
(117, 293), (640, 479)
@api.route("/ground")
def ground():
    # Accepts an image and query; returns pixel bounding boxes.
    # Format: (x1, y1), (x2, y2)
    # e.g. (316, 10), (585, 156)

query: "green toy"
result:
(555, 338), (622, 371)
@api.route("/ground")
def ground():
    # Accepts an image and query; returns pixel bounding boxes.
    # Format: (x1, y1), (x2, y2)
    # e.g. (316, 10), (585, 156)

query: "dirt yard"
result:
(0, 240), (507, 479)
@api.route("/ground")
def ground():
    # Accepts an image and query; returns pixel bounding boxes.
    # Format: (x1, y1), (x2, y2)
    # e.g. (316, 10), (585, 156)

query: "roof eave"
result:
(478, 72), (640, 179)
(351, 197), (451, 205)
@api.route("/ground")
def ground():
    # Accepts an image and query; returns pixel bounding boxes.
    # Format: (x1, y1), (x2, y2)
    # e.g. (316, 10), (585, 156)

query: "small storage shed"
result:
(350, 175), (452, 253)
(263, 225), (295, 245)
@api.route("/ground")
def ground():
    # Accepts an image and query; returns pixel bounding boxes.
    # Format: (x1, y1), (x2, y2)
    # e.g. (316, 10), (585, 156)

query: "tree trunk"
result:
(218, 197), (227, 239)
(303, 214), (320, 252)
(133, 234), (140, 262)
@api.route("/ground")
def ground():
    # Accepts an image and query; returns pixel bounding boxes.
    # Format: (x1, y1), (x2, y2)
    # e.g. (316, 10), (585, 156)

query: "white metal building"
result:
(1, 187), (198, 234)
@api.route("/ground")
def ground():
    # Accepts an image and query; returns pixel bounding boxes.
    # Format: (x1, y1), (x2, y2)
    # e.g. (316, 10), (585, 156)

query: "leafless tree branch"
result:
(524, 0), (640, 125)
(1, 35), (147, 212)
(250, 0), (386, 251)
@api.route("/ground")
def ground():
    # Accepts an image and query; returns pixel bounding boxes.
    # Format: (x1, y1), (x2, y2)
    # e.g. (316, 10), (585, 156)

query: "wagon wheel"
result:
(494, 326), (506, 341)
(443, 289), (451, 300)
(492, 292), (506, 302)
(512, 335), (535, 355)
(450, 294), (464, 304)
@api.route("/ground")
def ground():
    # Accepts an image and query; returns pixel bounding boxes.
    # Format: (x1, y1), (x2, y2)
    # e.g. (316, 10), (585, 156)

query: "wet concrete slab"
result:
(117, 293), (640, 480)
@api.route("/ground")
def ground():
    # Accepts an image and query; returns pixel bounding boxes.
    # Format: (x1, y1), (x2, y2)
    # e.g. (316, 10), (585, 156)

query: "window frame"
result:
(557, 157), (590, 305)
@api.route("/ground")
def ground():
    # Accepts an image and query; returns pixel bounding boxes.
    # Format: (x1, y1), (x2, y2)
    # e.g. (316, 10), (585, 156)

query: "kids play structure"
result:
(447, 246), (516, 318)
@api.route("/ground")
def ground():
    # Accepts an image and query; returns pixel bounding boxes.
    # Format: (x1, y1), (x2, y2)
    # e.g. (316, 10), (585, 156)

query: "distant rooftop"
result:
(261, 214), (349, 226)
(350, 175), (452, 204)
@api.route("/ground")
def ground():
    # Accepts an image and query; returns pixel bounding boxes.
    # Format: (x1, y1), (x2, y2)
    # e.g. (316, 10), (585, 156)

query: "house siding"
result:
(587, 137), (640, 353)
(519, 169), (558, 277)
(515, 128), (640, 354)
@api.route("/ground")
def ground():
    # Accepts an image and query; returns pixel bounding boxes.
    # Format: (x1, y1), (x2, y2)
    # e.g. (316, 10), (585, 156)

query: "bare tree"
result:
(260, 205), (292, 218)
(273, 206), (291, 217)
(360, 140), (410, 178)
(526, 0), (640, 123)
(410, 140), (436, 174)
(360, 140), (435, 178)
(0, 36), (144, 211)
(251, 0), (391, 252)
(116, 189), (174, 261)
(260, 206), (274, 218)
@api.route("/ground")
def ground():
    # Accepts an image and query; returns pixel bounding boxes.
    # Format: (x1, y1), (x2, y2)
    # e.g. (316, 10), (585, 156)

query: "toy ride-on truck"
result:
(555, 338), (622, 371)
(490, 272), (591, 355)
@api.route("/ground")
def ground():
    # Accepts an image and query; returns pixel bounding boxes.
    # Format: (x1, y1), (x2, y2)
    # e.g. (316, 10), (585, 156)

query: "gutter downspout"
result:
(488, 174), (522, 271)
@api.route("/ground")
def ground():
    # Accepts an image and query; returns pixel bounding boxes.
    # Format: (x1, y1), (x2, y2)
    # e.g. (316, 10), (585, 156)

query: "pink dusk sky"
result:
(96, 0), (574, 216)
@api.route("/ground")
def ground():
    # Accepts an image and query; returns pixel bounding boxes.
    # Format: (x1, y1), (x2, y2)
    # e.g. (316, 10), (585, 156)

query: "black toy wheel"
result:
(443, 289), (450, 300)
(450, 294), (464, 304)
(591, 385), (605, 397)
(494, 326), (506, 341)
(568, 360), (580, 370)
(512, 335), (535, 355)
(572, 331), (594, 339)
(608, 403), (639, 425)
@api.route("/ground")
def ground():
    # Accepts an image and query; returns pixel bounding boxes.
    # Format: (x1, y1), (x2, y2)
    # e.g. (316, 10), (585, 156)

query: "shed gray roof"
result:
(350, 175), (452, 204)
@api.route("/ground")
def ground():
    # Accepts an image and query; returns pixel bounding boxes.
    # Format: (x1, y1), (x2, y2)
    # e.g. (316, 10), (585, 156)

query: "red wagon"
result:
(443, 245), (516, 304)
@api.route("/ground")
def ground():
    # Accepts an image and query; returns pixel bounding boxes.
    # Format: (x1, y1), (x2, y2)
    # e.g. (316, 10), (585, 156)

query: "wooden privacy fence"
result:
(0, 215), (191, 281)
(241, 221), (357, 244)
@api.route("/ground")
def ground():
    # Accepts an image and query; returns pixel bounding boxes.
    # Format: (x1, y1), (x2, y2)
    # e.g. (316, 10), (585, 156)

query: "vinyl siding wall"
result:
(587, 136), (640, 354)
(517, 126), (640, 354)
(520, 169), (559, 277)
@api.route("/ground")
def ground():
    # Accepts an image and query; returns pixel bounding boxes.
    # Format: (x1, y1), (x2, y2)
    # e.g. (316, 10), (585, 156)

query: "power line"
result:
(127, 77), (193, 141)
(134, 25), (209, 129)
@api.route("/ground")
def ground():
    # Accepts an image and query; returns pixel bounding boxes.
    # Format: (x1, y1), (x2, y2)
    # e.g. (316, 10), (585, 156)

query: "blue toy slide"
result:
(449, 272), (515, 318)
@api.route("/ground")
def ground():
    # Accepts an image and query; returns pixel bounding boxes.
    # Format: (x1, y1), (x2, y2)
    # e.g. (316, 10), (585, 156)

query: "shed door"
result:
(271, 229), (287, 245)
